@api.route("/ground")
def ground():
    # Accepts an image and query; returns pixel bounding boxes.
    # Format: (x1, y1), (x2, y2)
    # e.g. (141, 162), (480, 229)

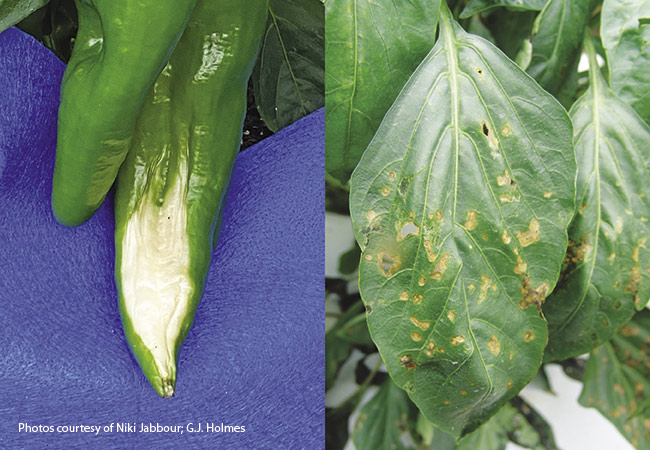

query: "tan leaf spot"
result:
(502, 230), (511, 244)
(377, 251), (402, 277)
(465, 210), (478, 231)
(418, 277), (426, 287)
(523, 331), (535, 342)
(430, 253), (451, 279)
(423, 240), (436, 263)
(479, 275), (491, 303)
(413, 294), (424, 305)
(488, 335), (501, 356)
(399, 291), (409, 301)
(514, 255), (527, 274)
(411, 332), (422, 342)
(543, 191), (553, 198)
(447, 310), (456, 322)
(450, 335), (465, 346)
(497, 170), (512, 187)
(410, 316), (430, 331)
(381, 186), (390, 197)
(516, 219), (540, 247)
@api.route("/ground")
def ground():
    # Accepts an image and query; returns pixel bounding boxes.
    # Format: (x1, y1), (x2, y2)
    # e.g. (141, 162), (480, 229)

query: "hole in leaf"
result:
(482, 122), (489, 136)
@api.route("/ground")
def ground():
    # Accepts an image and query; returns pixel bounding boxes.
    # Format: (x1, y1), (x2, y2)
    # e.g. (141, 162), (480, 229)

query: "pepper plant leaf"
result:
(455, 401), (552, 450)
(579, 309), (650, 449)
(325, 0), (440, 184)
(526, 0), (591, 96)
(352, 379), (419, 450)
(253, 0), (324, 132)
(459, 0), (547, 19)
(484, 9), (537, 61)
(601, 0), (650, 125)
(543, 39), (650, 362)
(0, 0), (48, 32)
(349, 4), (575, 437)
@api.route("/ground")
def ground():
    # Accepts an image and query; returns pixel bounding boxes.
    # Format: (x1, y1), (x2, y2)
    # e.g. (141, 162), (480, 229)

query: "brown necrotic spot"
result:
(450, 335), (465, 346)
(399, 291), (409, 301)
(424, 240), (436, 262)
(413, 294), (424, 305)
(447, 310), (456, 322)
(411, 332), (422, 342)
(425, 340), (436, 357)
(480, 120), (499, 150)
(516, 219), (540, 247)
(488, 334), (501, 356)
(514, 255), (527, 275)
(625, 266), (641, 293)
(464, 210), (478, 231)
(410, 316), (430, 331)
(523, 331), (535, 342)
(497, 171), (512, 187)
(377, 251), (402, 277)
(398, 221), (419, 241)
(501, 125), (511, 136)
(399, 354), (417, 370)
(519, 276), (550, 310)
(430, 253), (451, 279)
(418, 277), (426, 286)
(381, 186), (390, 197)
(502, 230), (511, 245)
(543, 191), (553, 198)
(479, 275), (492, 303)
(398, 177), (411, 196)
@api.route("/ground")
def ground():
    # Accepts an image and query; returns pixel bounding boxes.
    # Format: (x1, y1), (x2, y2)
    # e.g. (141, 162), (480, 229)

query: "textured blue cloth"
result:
(0, 28), (323, 449)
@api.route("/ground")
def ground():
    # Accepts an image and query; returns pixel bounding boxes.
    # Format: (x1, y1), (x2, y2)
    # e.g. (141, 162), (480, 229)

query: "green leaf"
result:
(0, 0), (48, 33)
(484, 9), (537, 61)
(352, 379), (418, 450)
(455, 401), (551, 450)
(579, 309), (650, 449)
(325, 0), (440, 184)
(543, 37), (650, 362)
(601, 0), (650, 125)
(338, 244), (361, 275)
(349, 3), (575, 437)
(459, 0), (547, 19)
(526, 0), (591, 95)
(253, 0), (324, 132)
(334, 312), (374, 347)
(326, 301), (366, 390)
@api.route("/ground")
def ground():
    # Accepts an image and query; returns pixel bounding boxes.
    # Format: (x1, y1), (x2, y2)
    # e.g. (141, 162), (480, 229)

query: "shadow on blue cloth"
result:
(0, 28), (324, 449)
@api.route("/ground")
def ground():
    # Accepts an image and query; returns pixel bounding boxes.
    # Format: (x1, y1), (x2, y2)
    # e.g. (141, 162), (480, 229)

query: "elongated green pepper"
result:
(114, 1), (268, 397)
(52, 0), (198, 226)
(54, 0), (268, 396)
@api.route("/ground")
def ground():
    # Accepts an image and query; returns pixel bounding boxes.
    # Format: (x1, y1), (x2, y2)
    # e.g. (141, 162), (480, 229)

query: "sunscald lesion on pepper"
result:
(52, 0), (269, 397)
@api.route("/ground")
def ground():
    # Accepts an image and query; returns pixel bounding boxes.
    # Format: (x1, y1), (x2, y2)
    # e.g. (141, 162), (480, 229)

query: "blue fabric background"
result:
(0, 28), (323, 449)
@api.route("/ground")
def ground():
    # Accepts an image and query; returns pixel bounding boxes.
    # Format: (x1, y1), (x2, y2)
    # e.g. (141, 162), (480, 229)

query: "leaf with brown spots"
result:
(349, 3), (575, 438)
(580, 309), (650, 449)
(543, 36), (650, 362)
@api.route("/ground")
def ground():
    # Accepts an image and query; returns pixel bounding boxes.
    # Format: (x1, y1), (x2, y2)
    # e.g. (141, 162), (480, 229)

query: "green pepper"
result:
(52, 0), (199, 226)
(55, 0), (268, 396)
